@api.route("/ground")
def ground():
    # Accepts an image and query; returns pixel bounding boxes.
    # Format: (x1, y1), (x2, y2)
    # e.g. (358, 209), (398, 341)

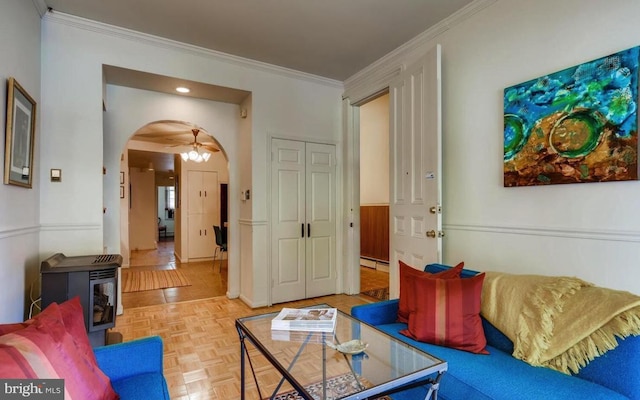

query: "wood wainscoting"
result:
(360, 205), (389, 263)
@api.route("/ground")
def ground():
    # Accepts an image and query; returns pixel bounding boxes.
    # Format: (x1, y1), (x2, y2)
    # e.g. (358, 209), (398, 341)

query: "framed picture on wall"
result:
(4, 77), (37, 188)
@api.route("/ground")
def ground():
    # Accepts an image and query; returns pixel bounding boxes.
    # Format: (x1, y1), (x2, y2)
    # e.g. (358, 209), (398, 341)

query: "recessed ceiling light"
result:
(176, 87), (190, 93)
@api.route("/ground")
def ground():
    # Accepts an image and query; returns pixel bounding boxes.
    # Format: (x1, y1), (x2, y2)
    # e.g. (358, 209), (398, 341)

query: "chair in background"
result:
(158, 217), (167, 240)
(213, 225), (227, 271)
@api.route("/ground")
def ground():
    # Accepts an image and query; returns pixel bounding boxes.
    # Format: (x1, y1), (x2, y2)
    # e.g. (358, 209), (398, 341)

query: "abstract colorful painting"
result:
(504, 47), (639, 186)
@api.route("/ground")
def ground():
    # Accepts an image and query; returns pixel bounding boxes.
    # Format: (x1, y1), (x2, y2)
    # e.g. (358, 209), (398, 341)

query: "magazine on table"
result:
(271, 307), (337, 333)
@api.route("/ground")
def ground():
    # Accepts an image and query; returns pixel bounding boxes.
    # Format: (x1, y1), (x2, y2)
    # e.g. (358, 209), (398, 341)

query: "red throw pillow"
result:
(0, 302), (118, 400)
(0, 297), (96, 364)
(400, 272), (488, 354)
(397, 261), (464, 323)
(59, 297), (97, 364)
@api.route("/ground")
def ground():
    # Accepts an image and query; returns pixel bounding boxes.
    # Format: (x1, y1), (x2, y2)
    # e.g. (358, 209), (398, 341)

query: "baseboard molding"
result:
(239, 293), (266, 308)
(360, 257), (390, 272)
(445, 223), (640, 243)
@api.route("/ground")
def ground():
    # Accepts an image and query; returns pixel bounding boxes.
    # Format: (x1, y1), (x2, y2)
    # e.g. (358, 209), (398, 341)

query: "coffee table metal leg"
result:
(238, 329), (265, 400)
(239, 333), (246, 400)
(423, 371), (444, 400)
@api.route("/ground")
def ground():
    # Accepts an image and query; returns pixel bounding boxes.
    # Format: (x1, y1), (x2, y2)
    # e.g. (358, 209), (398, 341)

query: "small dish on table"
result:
(325, 339), (368, 354)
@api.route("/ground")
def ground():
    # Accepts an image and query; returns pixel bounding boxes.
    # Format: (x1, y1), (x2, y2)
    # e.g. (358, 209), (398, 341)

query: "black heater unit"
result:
(41, 253), (122, 347)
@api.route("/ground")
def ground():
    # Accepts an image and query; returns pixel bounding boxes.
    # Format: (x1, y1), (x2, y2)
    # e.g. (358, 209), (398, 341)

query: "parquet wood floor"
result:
(116, 240), (381, 399)
(359, 266), (389, 293)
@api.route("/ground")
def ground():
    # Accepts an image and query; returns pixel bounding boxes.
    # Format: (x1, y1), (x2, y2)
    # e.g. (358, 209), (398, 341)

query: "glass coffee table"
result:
(236, 305), (447, 400)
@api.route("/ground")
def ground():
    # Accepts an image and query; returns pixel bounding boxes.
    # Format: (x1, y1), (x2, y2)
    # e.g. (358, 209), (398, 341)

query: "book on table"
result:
(271, 307), (337, 333)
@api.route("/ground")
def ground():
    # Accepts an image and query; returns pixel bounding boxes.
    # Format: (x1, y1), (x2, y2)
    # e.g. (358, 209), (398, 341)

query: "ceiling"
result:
(128, 122), (221, 174)
(42, 0), (474, 81)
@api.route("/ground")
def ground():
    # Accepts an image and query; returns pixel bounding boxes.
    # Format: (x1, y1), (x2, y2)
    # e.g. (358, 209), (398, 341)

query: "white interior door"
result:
(271, 139), (337, 304)
(305, 142), (337, 298)
(389, 44), (443, 297)
(271, 139), (307, 303)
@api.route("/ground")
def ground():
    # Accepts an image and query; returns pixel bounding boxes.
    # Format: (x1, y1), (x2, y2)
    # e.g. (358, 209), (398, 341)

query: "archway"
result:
(116, 120), (230, 311)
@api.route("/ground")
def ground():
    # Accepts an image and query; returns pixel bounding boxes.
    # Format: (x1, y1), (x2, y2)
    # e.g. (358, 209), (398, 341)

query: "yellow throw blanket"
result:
(481, 271), (640, 374)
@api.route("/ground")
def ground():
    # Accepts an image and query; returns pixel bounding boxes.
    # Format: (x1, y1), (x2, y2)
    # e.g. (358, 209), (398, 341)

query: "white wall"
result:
(0, 0), (41, 322)
(40, 14), (343, 307)
(346, 0), (640, 294)
(360, 93), (389, 205)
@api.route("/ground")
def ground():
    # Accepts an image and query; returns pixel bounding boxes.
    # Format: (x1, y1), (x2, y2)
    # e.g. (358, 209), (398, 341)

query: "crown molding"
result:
(32, 0), (48, 17)
(43, 11), (343, 89)
(344, 0), (497, 100)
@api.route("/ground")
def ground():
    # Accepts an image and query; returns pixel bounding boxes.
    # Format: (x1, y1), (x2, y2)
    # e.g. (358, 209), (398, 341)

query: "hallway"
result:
(122, 239), (388, 308)
(122, 239), (227, 309)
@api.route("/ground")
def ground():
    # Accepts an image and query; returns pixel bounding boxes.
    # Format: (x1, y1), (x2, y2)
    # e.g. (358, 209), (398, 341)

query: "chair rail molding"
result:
(445, 223), (640, 243)
(0, 224), (40, 240)
(39, 223), (102, 232)
(238, 219), (267, 226)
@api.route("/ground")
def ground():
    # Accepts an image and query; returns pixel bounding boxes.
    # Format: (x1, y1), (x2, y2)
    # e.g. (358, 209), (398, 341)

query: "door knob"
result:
(426, 230), (444, 238)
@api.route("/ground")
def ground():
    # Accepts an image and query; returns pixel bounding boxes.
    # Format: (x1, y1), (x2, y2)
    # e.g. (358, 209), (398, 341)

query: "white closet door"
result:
(187, 170), (219, 259)
(271, 139), (337, 304)
(271, 139), (307, 303)
(305, 142), (337, 298)
(187, 171), (204, 215)
(389, 44), (443, 292)
(201, 174), (218, 217)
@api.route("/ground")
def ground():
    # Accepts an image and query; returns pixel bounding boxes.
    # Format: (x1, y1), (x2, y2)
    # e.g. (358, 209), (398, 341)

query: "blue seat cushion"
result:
(376, 323), (629, 400)
(110, 373), (170, 400)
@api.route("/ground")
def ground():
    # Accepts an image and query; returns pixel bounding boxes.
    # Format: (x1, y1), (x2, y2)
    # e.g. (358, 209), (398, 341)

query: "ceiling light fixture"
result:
(180, 129), (211, 163)
(176, 86), (190, 93)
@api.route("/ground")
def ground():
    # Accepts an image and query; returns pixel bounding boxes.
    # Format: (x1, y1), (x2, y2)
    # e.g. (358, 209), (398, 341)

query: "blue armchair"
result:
(94, 336), (170, 400)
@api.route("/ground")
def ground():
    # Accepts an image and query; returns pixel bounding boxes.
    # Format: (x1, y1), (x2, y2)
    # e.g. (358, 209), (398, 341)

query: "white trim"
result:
(39, 223), (101, 231)
(238, 219), (267, 226)
(343, 64), (401, 105)
(43, 12), (344, 89)
(239, 293), (266, 308)
(267, 132), (341, 148)
(0, 225), (39, 239)
(445, 223), (640, 243)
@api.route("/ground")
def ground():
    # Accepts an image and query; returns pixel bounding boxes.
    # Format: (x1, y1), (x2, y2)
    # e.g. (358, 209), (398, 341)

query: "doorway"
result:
(358, 92), (390, 301)
(158, 185), (175, 241)
(119, 122), (230, 308)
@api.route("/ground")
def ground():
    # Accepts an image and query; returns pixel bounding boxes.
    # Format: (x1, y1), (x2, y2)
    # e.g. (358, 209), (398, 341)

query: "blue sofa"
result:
(351, 263), (640, 400)
(94, 336), (170, 400)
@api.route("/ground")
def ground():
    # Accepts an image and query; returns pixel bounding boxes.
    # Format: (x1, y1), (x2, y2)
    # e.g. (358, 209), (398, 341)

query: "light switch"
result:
(50, 169), (62, 182)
